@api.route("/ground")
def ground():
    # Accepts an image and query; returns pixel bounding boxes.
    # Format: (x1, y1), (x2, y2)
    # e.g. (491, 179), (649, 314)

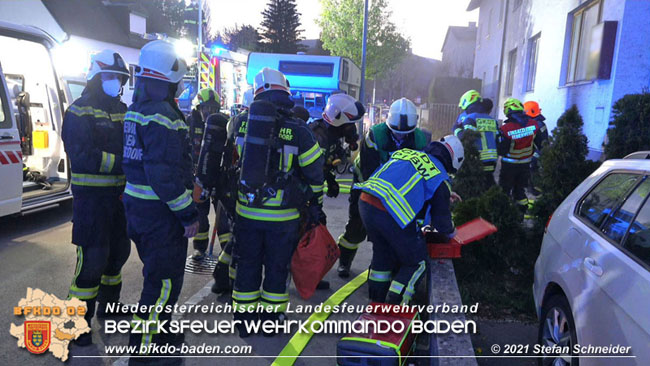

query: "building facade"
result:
(441, 22), (478, 79)
(469, 0), (650, 157)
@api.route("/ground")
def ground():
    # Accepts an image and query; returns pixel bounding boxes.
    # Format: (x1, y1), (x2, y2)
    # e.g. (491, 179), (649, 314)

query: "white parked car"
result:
(534, 154), (650, 366)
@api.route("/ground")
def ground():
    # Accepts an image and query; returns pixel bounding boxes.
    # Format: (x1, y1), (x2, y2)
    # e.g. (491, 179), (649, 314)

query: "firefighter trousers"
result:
(68, 194), (130, 325)
(499, 161), (530, 208)
(338, 181), (367, 264)
(232, 217), (299, 320)
(123, 196), (187, 358)
(359, 200), (427, 305)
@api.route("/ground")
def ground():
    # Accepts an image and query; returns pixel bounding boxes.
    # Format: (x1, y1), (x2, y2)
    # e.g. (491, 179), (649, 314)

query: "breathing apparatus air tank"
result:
(239, 99), (280, 205)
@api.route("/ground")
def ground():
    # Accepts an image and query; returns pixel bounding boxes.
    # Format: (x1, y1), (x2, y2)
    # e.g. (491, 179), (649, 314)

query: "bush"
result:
(452, 186), (534, 315)
(604, 92), (650, 159)
(452, 130), (492, 200)
(531, 105), (600, 234)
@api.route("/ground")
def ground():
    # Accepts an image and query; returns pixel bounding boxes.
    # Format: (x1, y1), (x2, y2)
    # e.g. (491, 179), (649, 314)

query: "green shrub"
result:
(531, 105), (600, 234)
(604, 92), (650, 159)
(452, 130), (491, 200)
(452, 186), (534, 315)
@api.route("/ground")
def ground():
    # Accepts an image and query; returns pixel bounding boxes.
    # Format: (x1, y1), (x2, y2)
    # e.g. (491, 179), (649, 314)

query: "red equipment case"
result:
(336, 303), (419, 366)
(426, 218), (497, 259)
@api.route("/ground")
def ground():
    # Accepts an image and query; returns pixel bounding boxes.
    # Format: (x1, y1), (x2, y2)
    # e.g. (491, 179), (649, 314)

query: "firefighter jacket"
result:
(232, 108), (324, 225)
(453, 111), (499, 171)
(499, 111), (545, 164)
(61, 85), (127, 197)
(309, 118), (359, 180)
(532, 114), (549, 158)
(355, 148), (454, 234)
(357, 123), (428, 181)
(122, 94), (197, 226)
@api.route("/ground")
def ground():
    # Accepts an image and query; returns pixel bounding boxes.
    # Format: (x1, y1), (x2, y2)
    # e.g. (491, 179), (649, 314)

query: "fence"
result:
(418, 103), (461, 140)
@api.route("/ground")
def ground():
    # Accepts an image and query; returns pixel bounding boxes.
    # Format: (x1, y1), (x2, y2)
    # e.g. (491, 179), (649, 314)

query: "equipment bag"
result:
(291, 224), (340, 300)
(337, 303), (419, 366)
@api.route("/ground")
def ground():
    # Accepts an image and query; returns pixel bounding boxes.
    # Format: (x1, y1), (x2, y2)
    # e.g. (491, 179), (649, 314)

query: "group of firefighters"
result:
(60, 40), (547, 364)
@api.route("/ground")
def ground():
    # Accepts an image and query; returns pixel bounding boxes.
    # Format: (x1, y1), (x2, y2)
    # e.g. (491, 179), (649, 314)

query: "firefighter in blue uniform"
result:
(454, 89), (482, 128)
(122, 40), (198, 364)
(231, 68), (324, 337)
(452, 91), (499, 185)
(309, 93), (362, 200)
(62, 49), (131, 346)
(355, 135), (464, 304)
(337, 97), (428, 278)
(187, 87), (228, 260)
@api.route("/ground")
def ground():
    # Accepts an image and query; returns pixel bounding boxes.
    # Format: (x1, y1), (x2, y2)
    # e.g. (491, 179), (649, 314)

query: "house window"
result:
(505, 48), (517, 96)
(129, 13), (147, 36)
(525, 33), (541, 92)
(566, 0), (601, 83)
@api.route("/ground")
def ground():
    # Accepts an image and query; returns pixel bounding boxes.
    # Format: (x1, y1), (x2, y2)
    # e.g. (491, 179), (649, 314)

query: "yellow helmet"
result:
(503, 98), (524, 115)
(192, 87), (220, 108)
(458, 90), (481, 110)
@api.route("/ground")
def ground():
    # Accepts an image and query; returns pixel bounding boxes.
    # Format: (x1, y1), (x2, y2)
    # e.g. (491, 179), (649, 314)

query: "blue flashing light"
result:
(211, 45), (227, 56)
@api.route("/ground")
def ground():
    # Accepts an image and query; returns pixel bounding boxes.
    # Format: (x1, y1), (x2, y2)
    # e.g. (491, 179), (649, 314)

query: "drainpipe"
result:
(494, 0), (509, 120)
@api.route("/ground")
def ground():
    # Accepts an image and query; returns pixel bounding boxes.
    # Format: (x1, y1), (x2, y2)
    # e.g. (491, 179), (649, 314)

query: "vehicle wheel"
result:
(538, 294), (579, 366)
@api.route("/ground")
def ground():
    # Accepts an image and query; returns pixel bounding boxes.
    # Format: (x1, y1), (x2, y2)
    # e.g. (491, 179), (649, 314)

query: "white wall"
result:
(473, 0), (506, 105)
(474, 0), (650, 156)
(0, 0), (66, 41)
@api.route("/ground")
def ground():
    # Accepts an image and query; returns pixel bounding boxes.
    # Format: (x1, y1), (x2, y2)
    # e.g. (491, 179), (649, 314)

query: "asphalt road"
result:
(1, 193), (373, 366)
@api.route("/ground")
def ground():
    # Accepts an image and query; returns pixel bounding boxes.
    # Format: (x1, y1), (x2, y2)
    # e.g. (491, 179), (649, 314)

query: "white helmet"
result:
(242, 88), (254, 108)
(387, 97), (418, 134)
(322, 94), (365, 127)
(86, 49), (129, 81)
(440, 135), (464, 171)
(135, 40), (187, 83)
(253, 67), (290, 96)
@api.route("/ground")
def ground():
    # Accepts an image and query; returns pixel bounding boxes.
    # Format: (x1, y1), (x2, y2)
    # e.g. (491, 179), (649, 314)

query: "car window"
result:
(578, 173), (641, 229)
(623, 188), (650, 267)
(602, 177), (650, 243)
(0, 77), (10, 129)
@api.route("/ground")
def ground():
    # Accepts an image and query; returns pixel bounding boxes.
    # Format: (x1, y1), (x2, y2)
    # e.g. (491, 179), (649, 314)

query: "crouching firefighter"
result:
(338, 97), (428, 278)
(122, 40), (198, 365)
(309, 93), (362, 200)
(195, 108), (237, 294)
(62, 49), (131, 346)
(232, 68), (324, 337)
(187, 87), (226, 260)
(355, 135), (464, 304)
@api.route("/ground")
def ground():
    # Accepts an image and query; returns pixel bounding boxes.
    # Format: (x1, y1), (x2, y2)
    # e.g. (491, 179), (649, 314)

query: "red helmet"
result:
(524, 101), (541, 118)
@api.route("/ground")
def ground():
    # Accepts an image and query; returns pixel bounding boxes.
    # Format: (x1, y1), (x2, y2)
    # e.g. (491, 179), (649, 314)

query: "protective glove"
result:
(326, 175), (339, 198)
(307, 204), (326, 228)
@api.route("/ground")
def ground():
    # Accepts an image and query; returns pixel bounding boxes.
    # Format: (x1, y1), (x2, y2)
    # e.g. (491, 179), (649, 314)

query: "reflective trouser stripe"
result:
(71, 173), (125, 187)
(194, 231), (209, 241)
(402, 261), (426, 304)
(271, 270), (369, 366)
(232, 290), (260, 312)
(69, 246), (99, 300)
(261, 291), (289, 312)
(369, 270), (392, 283)
(389, 281), (405, 295)
(101, 273), (122, 286)
(229, 266), (236, 280)
(517, 198), (529, 206)
(502, 157), (532, 164)
(338, 234), (360, 250)
(219, 232), (233, 244)
(141, 279), (171, 353)
(218, 251), (232, 265)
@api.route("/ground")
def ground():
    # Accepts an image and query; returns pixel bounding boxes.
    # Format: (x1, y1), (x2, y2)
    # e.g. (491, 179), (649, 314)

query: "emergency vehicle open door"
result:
(0, 64), (23, 216)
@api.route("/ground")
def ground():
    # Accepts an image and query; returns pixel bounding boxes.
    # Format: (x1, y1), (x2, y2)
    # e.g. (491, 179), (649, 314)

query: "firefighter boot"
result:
(211, 263), (232, 294)
(337, 247), (357, 278)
